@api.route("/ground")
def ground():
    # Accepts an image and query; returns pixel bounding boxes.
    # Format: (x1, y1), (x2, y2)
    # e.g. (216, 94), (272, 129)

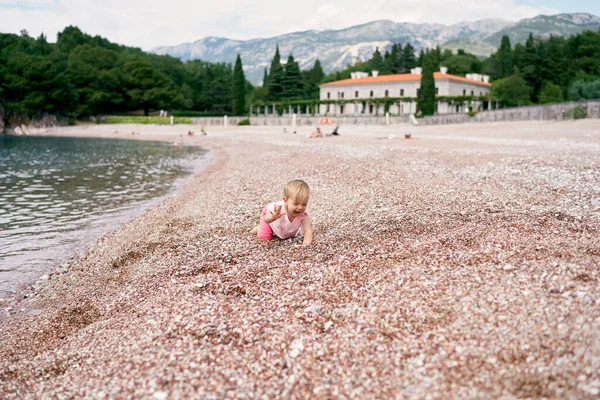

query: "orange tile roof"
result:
(320, 72), (492, 87)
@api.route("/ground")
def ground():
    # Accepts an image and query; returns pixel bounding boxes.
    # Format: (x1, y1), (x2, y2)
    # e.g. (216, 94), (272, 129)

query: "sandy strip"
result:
(1, 120), (599, 398)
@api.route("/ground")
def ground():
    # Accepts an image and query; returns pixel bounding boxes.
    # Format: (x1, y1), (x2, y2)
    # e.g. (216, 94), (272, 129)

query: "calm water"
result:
(0, 135), (206, 296)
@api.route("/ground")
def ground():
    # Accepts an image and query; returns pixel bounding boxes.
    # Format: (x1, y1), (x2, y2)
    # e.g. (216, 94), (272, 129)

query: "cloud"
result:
(1, 0), (561, 49)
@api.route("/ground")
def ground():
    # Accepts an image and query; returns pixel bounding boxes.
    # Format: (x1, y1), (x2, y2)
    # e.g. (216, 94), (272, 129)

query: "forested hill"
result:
(0, 26), (248, 121)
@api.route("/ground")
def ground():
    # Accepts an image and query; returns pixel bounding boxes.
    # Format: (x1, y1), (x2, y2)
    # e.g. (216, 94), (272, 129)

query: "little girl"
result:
(251, 179), (313, 246)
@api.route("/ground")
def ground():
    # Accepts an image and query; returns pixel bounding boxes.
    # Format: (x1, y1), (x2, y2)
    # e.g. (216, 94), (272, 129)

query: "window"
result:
(463, 89), (466, 96)
(385, 90), (389, 97)
(400, 89), (404, 96)
(327, 92), (330, 99)
(480, 92), (483, 96)
(326, 105), (330, 112)
(369, 104), (374, 113)
(370, 90), (374, 97)
(340, 105), (344, 114)
(435, 88), (439, 95)
(471, 90), (474, 96)
(341, 92), (344, 99)
(355, 91), (359, 98)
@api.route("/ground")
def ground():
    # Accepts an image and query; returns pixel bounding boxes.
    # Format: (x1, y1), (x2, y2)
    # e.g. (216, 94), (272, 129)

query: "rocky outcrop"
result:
(30, 114), (58, 129)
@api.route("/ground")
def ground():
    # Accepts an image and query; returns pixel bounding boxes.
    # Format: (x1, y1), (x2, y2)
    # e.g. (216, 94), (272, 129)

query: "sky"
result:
(0, 0), (598, 50)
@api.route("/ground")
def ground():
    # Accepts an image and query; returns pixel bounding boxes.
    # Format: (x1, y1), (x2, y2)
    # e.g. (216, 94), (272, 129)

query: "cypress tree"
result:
(521, 32), (540, 99)
(541, 36), (567, 90)
(417, 49), (425, 67)
(282, 54), (303, 99)
(417, 52), (436, 116)
(382, 50), (395, 74)
(267, 45), (284, 100)
(402, 43), (417, 71)
(392, 43), (403, 72)
(370, 47), (384, 71)
(305, 59), (325, 98)
(498, 35), (513, 78)
(268, 44), (281, 82)
(232, 54), (246, 115)
(262, 67), (268, 87)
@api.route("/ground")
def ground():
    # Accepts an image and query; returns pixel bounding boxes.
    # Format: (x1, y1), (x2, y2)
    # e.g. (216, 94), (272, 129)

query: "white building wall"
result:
(321, 80), (489, 100)
(319, 77), (490, 116)
(444, 81), (490, 97)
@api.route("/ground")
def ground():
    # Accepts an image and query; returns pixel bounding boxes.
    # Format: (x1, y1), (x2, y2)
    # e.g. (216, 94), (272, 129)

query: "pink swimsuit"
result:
(257, 201), (308, 240)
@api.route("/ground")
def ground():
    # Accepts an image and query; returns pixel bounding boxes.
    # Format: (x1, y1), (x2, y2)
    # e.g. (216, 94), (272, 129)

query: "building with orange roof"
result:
(318, 67), (492, 116)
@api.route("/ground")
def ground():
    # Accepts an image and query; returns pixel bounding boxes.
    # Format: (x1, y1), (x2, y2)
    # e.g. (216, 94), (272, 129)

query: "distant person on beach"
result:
(250, 179), (313, 246)
(308, 127), (323, 139)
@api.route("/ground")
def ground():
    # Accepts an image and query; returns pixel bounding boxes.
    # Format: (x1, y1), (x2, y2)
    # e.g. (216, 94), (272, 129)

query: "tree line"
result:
(253, 45), (325, 103)
(0, 26), (250, 123)
(487, 30), (600, 106)
(1, 25), (599, 122)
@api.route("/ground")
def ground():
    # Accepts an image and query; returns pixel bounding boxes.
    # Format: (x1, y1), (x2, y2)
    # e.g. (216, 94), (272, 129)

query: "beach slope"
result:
(1, 121), (599, 398)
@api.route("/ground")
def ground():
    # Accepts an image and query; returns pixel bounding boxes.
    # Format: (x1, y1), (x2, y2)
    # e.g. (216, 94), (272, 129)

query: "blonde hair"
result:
(284, 179), (310, 201)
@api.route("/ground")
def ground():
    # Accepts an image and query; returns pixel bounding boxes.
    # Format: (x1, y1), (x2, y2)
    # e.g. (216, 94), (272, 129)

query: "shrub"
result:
(237, 118), (251, 126)
(568, 80), (600, 101)
(490, 75), (532, 107)
(572, 104), (588, 120)
(539, 82), (564, 104)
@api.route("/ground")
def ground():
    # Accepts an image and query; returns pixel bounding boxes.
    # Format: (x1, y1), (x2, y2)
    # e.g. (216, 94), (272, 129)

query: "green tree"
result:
(382, 50), (395, 74)
(566, 29), (600, 78)
(417, 52), (436, 116)
(538, 82), (564, 104)
(443, 51), (483, 76)
(498, 35), (513, 78)
(417, 49), (425, 67)
(267, 45), (284, 100)
(370, 47), (383, 71)
(184, 60), (233, 113)
(391, 43), (403, 72)
(232, 54), (246, 115)
(540, 36), (567, 90)
(402, 43), (417, 72)
(568, 79), (600, 100)
(521, 33), (540, 100)
(67, 44), (123, 117)
(441, 49), (453, 64)
(262, 68), (268, 86)
(302, 59), (325, 99)
(282, 55), (303, 99)
(122, 57), (182, 115)
(490, 75), (532, 107)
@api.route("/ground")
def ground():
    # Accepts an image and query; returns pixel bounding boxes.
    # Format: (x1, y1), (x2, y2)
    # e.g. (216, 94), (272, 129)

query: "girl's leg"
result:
(257, 207), (273, 240)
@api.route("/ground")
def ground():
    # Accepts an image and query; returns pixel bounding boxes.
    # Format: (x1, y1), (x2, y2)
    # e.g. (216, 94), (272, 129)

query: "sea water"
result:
(0, 135), (206, 296)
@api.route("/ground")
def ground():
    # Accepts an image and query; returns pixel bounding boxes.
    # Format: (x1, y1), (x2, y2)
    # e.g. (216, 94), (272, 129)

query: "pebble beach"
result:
(1, 120), (599, 398)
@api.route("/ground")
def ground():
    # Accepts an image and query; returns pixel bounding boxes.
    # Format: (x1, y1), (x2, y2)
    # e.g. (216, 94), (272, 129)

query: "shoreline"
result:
(1, 120), (599, 398)
(0, 129), (213, 299)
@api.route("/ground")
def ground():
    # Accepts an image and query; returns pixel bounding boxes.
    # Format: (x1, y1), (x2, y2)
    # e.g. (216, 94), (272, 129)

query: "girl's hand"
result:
(270, 204), (284, 219)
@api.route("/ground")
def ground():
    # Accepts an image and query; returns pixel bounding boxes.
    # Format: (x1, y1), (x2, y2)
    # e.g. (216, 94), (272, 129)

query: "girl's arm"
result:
(301, 216), (313, 246)
(263, 204), (284, 224)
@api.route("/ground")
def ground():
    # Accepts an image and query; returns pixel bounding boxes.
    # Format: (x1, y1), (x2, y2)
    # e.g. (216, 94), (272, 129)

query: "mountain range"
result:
(152, 13), (600, 85)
